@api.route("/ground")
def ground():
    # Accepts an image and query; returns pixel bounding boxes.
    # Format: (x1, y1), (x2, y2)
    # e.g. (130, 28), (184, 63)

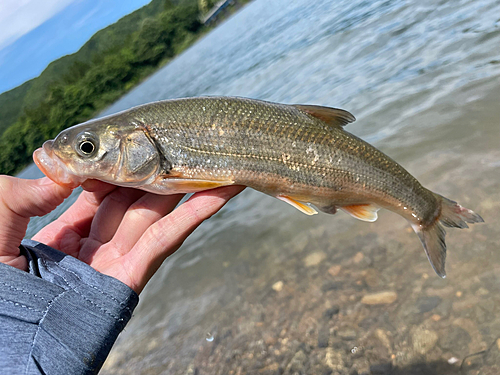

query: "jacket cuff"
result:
(20, 239), (139, 374)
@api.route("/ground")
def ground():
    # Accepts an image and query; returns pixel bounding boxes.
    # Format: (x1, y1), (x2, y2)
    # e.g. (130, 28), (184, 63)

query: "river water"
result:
(22, 0), (500, 373)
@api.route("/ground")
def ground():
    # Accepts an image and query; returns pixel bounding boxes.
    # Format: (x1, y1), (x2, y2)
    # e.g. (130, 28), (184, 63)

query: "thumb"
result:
(0, 176), (73, 218)
(0, 176), (72, 270)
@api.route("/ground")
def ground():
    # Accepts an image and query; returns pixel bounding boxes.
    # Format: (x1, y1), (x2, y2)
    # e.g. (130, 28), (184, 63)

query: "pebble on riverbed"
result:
(272, 280), (284, 292)
(317, 327), (330, 348)
(411, 326), (439, 355)
(303, 251), (327, 267)
(323, 306), (340, 319)
(328, 264), (342, 276)
(361, 291), (398, 305)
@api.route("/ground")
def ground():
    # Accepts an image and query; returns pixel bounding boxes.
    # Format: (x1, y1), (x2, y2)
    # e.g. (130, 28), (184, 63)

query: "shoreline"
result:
(4, 0), (254, 177)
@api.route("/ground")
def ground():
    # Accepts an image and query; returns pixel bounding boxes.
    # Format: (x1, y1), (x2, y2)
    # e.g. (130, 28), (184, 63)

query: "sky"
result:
(0, 0), (152, 94)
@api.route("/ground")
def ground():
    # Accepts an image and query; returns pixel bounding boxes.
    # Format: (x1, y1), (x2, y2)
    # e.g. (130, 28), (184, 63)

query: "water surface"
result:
(25, 0), (500, 373)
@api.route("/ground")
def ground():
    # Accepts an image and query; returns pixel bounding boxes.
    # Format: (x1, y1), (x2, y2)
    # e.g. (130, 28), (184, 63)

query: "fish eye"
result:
(75, 132), (99, 157)
(79, 141), (95, 155)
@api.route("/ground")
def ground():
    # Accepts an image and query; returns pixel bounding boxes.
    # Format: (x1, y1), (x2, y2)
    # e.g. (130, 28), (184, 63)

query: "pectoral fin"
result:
(141, 177), (234, 194)
(277, 195), (318, 215)
(341, 204), (379, 222)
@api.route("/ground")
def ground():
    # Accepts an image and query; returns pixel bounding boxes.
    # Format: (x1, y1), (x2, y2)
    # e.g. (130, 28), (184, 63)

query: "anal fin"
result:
(277, 195), (318, 215)
(341, 204), (379, 222)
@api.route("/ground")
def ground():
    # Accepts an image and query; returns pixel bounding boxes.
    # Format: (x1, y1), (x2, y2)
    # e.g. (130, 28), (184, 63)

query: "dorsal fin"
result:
(293, 105), (356, 129)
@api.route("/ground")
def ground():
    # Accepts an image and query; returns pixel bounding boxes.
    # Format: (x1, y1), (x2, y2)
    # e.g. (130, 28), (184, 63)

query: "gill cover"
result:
(116, 130), (160, 185)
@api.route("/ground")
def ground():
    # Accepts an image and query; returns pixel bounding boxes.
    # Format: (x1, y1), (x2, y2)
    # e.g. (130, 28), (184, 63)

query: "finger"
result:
(58, 184), (117, 223)
(87, 187), (147, 245)
(122, 185), (244, 293)
(111, 193), (184, 254)
(81, 179), (116, 193)
(32, 183), (117, 248)
(0, 176), (72, 218)
(0, 176), (72, 266)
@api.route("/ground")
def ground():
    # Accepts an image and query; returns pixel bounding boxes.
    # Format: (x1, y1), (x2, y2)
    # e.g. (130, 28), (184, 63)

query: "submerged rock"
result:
(286, 350), (307, 373)
(361, 291), (398, 305)
(411, 326), (438, 355)
(318, 327), (330, 348)
(272, 281), (284, 292)
(416, 296), (442, 313)
(304, 251), (327, 267)
(328, 265), (342, 276)
(324, 348), (344, 371)
(439, 325), (471, 352)
(321, 281), (343, 292)
(323, 306), (340, 319)
(337, 328), (357, 341)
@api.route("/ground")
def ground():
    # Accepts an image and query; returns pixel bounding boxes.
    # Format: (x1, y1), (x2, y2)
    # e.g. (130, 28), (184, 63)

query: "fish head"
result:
(33, 118), (160, 188)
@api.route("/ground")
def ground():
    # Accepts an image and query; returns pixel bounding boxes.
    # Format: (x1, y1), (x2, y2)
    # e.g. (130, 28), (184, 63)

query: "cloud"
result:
(0, 0), (79, 50)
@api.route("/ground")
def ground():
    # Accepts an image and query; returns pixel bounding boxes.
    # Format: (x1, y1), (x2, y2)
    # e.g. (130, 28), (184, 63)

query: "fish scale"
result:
(33, 96), (484, 278)
(134, 98), (429, 210)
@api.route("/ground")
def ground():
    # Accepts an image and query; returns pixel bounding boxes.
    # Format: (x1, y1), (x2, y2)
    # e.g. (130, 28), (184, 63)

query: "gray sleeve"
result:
(0, 239), (139, 375)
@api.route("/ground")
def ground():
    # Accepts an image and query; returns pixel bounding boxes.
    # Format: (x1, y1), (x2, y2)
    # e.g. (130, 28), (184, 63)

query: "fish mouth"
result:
(33, 141), (83, 188)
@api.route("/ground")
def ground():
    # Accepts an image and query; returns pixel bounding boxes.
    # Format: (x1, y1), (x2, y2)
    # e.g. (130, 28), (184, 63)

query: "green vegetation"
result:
(0, 80), (34, 136)
(0, 0), (229, 175)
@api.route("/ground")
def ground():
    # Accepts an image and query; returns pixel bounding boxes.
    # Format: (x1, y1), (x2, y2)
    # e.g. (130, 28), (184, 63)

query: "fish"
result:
(33, 96), (484, 277)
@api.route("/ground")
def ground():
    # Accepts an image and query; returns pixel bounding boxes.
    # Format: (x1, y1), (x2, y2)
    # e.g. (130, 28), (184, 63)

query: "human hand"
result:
(0, 176), (74, 270)
(0, 176), (243, 294)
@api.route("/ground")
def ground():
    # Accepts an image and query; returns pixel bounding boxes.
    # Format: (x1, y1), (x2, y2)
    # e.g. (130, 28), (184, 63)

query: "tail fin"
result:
(438, 195), (484, 228)
(412, 195), (484, 278)
(412, 222), (447, 278)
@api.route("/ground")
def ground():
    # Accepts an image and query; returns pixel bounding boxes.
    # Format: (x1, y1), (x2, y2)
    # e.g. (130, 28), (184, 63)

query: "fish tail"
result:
(437, 194), (484, 228)
(412, 221), (447, 278)
(411, 194), (484, 278)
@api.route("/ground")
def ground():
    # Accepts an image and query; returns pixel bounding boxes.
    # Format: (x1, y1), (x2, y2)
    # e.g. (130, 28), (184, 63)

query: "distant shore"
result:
(1, 0), (252, 177)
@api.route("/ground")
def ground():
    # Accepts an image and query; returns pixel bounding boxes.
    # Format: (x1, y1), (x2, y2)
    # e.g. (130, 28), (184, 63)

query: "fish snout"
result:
(33, 142), (82, 189)
(42, 140), (54, 152)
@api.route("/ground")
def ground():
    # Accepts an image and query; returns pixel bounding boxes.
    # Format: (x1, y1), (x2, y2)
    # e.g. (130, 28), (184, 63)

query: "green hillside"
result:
(0, 0), (234, 175)
(21, 0), (168, 112)
(0, 80), (34, 135)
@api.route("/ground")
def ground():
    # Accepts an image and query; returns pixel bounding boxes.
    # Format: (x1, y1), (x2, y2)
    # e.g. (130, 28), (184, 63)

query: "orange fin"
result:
(141, 177), (234, 194)
(277, 195), (318, 215)
(293, 104), (356, 129)
(341, 204), (379, 222)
